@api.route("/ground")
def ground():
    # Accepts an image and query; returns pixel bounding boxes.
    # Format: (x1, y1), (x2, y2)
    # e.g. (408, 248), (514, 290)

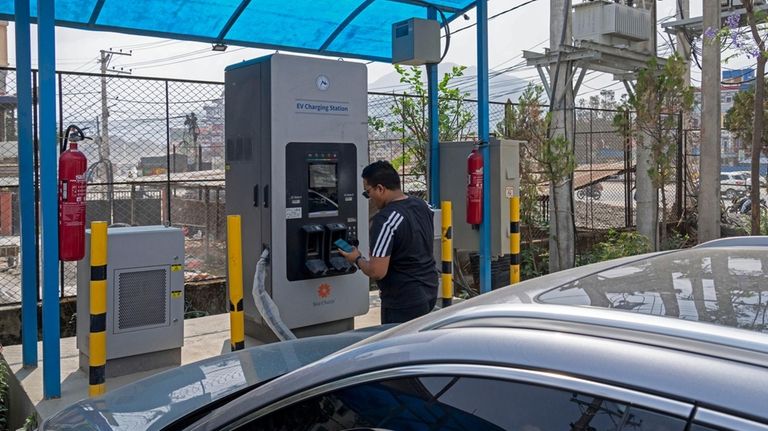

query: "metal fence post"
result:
(676, 111), (684, 221)
(165, 81), (172, 225)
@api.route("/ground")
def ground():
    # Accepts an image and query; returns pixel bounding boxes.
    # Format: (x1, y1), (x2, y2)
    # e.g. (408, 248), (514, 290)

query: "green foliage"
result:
(496, 84), (575, 225)
(496, 85), (548, 228)
(23, 414), (37, 431)
(745, 207), (768, 235)
(521, 246), (548, 280)
(724, 83), (768, 149)
(662, 230), (693, 251)
(615, 53), (693, 192)
(578, 230), (652, 265)
(372, 65), (474, 187)
(614, 53), (694, 245)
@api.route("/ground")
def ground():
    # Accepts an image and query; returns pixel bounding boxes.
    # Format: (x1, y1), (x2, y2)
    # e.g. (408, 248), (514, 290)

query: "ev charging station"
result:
(225, 54), (370, 340)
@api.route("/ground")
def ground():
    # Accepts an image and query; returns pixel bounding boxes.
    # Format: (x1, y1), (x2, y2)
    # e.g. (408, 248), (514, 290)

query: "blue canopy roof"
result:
(0, 0), (474, 62)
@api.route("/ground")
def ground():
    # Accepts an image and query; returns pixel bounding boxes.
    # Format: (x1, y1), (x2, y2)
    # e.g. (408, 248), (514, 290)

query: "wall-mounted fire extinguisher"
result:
(59, 125), (89, 261)
(466, 144), (483, 225)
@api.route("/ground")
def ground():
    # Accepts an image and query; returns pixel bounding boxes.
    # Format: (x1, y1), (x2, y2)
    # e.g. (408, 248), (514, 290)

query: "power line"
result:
(449, 0), (541, 36)
(131, 47), (246, 70)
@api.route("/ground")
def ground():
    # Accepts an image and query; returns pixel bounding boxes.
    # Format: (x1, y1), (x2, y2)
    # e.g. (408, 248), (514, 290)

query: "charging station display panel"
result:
(308, 163), (339, 217)
(285, 142), (359, 282)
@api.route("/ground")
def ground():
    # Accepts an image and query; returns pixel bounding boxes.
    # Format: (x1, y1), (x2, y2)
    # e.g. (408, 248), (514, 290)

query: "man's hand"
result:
(338, 247), (360, 264)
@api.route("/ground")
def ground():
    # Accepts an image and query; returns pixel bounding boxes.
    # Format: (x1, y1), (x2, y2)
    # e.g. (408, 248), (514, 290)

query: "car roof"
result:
(383, 244), (768, 337)
(193, 307), (768, 428)
(189, 245), (768, 428)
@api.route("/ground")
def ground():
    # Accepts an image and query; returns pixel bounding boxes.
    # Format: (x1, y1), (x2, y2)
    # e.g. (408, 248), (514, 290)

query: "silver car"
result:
(45, 243), (768, 430)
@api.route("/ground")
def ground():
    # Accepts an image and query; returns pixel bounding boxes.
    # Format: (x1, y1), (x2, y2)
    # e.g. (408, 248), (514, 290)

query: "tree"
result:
(497, 84), (574, 269)
(724, 82), (768, 150)
(714, 3), (768, 233)
(615, 53), (694, 248)
(369, 65), (474, 189)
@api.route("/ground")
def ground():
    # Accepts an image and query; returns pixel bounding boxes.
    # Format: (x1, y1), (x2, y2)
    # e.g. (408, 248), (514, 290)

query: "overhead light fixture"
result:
(212, 43), (228, 52)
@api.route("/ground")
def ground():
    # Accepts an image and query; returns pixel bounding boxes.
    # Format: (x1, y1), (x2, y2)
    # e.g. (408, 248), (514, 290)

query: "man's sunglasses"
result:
(362, 186), (373, 199)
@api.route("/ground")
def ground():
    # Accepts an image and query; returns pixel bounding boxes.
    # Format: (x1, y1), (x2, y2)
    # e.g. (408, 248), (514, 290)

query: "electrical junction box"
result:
(572, 0), (651, 48)
(392, 18), (441, 65)
(76, 226), (185, 377)
(225, 54), (369, 342)
(439, 139), (521, 257)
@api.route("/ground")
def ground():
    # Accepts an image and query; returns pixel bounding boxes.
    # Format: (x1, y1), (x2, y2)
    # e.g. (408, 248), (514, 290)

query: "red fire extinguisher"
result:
(466, 144), (483, 225)
(59, 125), (89, 261)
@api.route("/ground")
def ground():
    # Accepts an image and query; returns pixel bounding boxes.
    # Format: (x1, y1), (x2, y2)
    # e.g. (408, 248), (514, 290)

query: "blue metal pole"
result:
(38, 0), (61, 398)
(477, 0), (491, 294)
(427, 7), (440, 207)
(15, 0), (38, 368)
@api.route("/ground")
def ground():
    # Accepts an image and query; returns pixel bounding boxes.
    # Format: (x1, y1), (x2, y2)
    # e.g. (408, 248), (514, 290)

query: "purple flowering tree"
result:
(710, 1), (767, 233)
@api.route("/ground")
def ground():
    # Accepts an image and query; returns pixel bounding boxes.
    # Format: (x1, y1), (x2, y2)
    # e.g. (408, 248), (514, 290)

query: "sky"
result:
(1, 0), (757, 102)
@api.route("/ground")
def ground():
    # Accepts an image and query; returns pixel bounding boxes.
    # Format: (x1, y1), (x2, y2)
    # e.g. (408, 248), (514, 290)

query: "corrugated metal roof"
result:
(0, 0), (471, 62)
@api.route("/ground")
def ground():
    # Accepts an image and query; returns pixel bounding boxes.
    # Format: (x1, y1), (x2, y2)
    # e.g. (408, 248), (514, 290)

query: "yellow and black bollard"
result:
(510, 196), (521, 284)
(89, 221), (108, 397)
(227, 215), (245, 351)
(441, 201), (453, 307)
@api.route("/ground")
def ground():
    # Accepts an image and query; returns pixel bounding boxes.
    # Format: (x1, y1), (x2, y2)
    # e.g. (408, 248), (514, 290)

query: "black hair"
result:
(361, 160), (401, 191)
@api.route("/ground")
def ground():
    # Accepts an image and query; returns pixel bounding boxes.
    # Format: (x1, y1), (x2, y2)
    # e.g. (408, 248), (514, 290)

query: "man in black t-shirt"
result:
(339, 161), (438, 324)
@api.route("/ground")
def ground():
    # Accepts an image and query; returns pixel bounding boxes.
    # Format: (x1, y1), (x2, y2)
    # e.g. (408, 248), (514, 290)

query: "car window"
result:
(720, 175), (729, 181)
(536, 248), (768, 333)
(237, 376), (688, 430)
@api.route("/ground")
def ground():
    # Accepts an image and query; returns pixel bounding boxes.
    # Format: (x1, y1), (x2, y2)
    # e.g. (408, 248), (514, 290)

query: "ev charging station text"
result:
(296, 100), (350, 115)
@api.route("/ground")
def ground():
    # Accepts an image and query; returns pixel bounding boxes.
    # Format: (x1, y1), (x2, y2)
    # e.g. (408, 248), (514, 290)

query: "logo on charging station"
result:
(316, 75), (330, 91)
(318, 283), (332, 298)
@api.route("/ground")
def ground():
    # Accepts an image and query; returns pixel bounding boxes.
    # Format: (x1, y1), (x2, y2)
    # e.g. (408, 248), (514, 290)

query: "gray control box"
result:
(392, 18), (441, 65)
(76, 226), (185, 376)
(439, 139), (521, 256)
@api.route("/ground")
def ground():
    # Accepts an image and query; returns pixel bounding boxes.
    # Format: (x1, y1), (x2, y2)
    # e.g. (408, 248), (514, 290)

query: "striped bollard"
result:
(227, 215), (245, 351)
(89, 221), (108, 397)
(441, 201), (453, 307)
(510, 196), (521, 284)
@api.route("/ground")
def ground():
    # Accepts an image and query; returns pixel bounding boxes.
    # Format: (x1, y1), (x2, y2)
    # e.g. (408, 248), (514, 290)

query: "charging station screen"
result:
(308, 163), (339, 217)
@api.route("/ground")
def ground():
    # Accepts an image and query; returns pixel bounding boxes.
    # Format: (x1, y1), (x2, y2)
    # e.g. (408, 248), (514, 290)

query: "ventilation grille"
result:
(117, 269), (168, 331)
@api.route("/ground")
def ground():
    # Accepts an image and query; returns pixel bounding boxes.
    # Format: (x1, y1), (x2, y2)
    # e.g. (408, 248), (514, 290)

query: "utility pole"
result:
(675, 0), (691, 110)
(634, 0), (659, 250)
(699, 2), (721, 243)
(98, 49), (130, 225)
(676, 0), (690, 220)
(98, 49), (130, 171)
(548, 0), (575, 272)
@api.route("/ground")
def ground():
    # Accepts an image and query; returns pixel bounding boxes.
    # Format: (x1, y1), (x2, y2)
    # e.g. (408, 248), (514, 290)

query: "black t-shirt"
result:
(369, 196), (438, 309)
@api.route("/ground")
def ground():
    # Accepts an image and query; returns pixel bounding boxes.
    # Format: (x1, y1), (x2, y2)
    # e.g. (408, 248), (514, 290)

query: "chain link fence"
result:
(0, 68), (686, 304)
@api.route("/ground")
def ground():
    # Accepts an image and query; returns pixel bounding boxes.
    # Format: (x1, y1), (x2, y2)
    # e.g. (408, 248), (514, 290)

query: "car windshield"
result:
(537, 248), (768, 333)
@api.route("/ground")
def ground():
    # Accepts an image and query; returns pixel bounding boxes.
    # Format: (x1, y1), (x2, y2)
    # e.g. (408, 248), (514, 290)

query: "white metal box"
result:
(573, 1), (651, 46)
(77, 226), (185, 376)
(392, 18), (441, 65)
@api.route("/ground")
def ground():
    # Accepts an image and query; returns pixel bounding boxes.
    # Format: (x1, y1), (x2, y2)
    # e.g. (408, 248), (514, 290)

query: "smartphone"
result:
(334, 238), (354, 253)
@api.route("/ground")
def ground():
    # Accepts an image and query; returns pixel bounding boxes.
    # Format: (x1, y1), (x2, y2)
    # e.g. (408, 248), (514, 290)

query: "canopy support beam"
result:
(320, 0), (375, 52)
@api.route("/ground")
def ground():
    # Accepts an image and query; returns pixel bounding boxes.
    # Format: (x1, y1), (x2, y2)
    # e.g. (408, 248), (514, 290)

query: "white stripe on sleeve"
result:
(371, 212), (398, 256)
(373, 212), (403, 257)
(379, 214), (404, 257)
